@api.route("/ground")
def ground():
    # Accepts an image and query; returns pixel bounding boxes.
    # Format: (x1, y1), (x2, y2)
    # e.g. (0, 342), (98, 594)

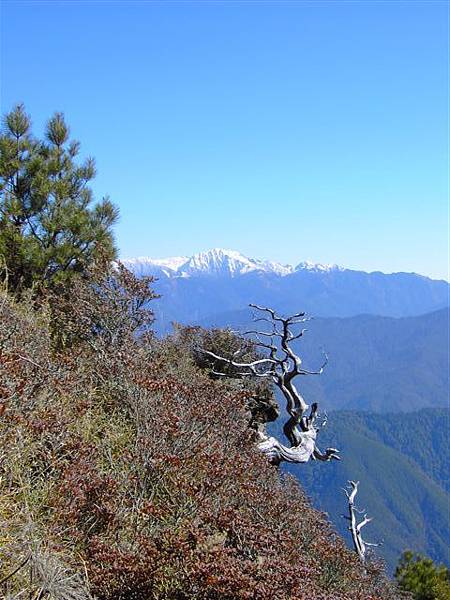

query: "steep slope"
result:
(282, 409), (450, 573)
(0, 288), (400, 600)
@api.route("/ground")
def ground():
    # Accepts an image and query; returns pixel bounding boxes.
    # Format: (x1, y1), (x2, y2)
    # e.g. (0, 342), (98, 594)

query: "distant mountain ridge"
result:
(123, 248), (371, 278)
(122, 248), (450, 332)
(203, 308), (449, 412)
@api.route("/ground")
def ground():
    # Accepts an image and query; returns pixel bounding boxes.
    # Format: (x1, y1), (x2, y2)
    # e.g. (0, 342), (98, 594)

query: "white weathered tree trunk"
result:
(343, 481), (381, 563)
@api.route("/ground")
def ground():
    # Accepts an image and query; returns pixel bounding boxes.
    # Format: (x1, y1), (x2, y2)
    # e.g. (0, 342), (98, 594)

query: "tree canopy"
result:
(395, 551), (450, 600)
(0, 104), (118, 295)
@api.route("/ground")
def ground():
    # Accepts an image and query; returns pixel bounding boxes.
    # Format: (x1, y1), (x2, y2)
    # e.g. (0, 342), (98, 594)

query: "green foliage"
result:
(395, 551), (450, 600)
(0, 104), (118, 296)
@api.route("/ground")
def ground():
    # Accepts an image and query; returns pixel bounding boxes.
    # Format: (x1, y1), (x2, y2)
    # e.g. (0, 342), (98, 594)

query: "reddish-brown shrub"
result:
(0, 285), (403, 600)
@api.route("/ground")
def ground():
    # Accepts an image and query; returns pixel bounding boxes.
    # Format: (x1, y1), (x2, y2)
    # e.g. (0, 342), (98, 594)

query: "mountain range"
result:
(122, 248), (450, 333)
(123, 248), (448, 413)
(123, 248), (342, 279)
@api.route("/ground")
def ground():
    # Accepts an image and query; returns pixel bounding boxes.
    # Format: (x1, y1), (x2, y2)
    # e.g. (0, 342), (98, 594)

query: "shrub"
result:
(0, 285), (402, 599)
(395, 551), (450, 600)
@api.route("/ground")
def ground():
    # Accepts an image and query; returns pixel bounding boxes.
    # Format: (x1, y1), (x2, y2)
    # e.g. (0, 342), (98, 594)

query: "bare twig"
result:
(0, 554), (31, 586)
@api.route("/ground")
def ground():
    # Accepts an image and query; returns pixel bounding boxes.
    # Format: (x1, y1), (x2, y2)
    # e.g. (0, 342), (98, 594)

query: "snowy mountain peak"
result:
(178, 248), (292, 277)
(180, 248), (254, 277)
(121, 255), (188, 277)
(295, 260), (344, 273)
(121, 249), (342, 279)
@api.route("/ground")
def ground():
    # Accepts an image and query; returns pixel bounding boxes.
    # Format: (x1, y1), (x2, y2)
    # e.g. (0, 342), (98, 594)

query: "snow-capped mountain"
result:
(121, 248), (339, 279)
(121, 248), (449, 335)
(178, 248), (290, 277)
(295, 260), (344, 273)
(122, 255), (188, 278)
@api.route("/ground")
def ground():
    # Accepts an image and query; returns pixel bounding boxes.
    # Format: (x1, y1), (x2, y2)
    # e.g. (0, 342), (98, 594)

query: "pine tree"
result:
(395, 551), (450, 600)
(0, 104), (118, 295)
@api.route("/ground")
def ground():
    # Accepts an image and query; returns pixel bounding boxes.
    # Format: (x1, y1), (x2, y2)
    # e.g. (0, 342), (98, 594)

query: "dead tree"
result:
(343, 481), (381, 563)
(200, 304), (340, 465)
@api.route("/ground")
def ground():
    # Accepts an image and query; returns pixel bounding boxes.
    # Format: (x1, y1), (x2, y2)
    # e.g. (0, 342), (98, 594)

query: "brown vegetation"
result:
(0, 265), (403, 599)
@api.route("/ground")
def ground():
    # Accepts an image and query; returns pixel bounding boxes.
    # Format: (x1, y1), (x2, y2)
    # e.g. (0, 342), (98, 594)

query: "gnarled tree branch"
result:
(200, 304), (340, 465)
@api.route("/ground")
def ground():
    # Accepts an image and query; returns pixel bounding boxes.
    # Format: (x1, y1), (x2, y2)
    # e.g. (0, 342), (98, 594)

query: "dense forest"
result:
(0, 105), (448, 599)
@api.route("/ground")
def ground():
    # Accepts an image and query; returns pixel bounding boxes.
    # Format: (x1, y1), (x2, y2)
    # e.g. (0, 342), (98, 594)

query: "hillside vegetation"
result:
(0, 105), (403, 599)
(0, 277), (402, 599)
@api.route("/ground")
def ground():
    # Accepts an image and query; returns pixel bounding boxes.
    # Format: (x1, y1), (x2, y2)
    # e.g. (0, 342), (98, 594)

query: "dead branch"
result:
(199, 304), (339, 465)
(343, 481), (381, 563)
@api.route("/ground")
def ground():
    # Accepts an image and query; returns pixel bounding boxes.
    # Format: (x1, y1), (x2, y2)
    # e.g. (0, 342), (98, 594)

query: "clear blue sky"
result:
(1, 0), (448, 279)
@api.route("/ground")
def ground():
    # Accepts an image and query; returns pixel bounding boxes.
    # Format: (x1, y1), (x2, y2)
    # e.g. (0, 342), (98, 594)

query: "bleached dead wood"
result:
(343, 481), (381, 563)
(200, 304), (340, 465)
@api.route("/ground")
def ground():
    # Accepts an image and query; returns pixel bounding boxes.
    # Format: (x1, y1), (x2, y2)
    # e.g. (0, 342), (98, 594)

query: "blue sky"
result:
(1, 0), (448, 279)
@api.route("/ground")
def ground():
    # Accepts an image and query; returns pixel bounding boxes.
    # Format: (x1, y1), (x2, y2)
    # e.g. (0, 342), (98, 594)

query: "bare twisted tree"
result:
(200, 304), (340, 465)
(343, 481), (381, 563)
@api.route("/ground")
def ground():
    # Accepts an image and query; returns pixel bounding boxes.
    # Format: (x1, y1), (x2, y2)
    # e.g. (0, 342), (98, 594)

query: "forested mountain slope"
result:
(282, 409), (450, 573)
